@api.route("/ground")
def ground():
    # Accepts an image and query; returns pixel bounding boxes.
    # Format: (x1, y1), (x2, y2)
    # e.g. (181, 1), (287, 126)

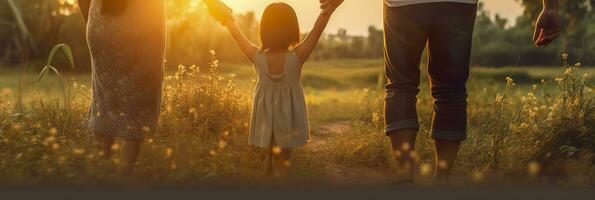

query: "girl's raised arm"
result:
(223, 20), (259, 63)
(295, 1), (342, 65)
(294, 13), (331, 65)
(77, 0), (91, 23)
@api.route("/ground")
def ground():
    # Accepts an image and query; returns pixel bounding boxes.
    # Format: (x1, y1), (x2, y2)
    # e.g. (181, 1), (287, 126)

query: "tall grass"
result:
(326, 53), (594, 184)
(0, 51), (260, 184)
(0, 51), (592, 185)
(37, 43), (75, 109)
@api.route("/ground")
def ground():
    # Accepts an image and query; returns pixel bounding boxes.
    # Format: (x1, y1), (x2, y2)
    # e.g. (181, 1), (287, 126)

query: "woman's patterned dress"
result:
(86, 0), (165, 140)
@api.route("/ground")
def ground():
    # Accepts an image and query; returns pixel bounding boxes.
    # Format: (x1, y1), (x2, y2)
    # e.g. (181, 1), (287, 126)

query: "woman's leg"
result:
(119, 140), (142, 174)
(94, 132), (142, 173)
(93, 132), (115, 159)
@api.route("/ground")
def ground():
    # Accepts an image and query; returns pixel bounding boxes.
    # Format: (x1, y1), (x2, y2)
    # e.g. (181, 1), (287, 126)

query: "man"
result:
(321, 0), (561, 182)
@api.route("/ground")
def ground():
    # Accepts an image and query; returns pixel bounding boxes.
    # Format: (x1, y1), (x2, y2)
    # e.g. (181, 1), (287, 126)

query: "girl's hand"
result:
(204, 0), (234, 25)
(320, 0), (343, 15)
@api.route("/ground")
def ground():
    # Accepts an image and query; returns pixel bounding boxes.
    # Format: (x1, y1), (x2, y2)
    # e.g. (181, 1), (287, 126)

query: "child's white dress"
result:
(249, 51), (310, 148)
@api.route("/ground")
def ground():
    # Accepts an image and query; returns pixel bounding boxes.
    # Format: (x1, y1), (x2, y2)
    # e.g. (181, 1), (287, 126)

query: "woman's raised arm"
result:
(77, 0), (91, 23)
(205, 0), (259, 63)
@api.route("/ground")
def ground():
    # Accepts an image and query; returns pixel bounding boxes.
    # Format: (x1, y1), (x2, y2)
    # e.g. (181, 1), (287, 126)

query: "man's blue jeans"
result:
(383, 2), (477, 141)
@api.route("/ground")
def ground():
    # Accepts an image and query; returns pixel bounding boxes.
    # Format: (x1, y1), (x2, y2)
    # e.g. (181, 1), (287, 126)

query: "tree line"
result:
(1, 0), (593, 73)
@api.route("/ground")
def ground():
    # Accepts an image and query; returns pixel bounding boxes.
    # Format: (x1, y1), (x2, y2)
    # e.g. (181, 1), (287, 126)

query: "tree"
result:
(494, 14), (508, 29)
(0, 0), (80, 66)
(337, 28), (348, 41)
(366, 25), (383, 58)
(351, 36), (365, 58)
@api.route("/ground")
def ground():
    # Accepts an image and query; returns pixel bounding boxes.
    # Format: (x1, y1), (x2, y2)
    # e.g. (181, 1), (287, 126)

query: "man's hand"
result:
(204, 0), (234, 25)
(319, 0), (344, 14)
(533, 4), (561, 46)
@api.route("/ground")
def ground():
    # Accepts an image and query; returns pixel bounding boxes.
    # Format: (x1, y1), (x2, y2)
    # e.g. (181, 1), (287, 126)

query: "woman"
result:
(78, 0), (166, 173)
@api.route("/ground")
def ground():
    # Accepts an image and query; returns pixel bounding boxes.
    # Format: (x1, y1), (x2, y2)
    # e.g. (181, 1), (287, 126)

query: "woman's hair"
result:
(101, 0), (128, 15)
(260, 3), (301, 51)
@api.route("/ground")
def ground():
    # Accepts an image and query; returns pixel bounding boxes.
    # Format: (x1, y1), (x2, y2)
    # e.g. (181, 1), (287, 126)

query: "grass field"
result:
(0, 57), (593, 186)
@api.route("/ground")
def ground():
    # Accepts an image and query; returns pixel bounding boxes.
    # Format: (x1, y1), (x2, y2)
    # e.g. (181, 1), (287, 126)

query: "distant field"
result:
(1, 60), (592, 120)
(1, 60), (592, 122)
(2, 59), (592, 93)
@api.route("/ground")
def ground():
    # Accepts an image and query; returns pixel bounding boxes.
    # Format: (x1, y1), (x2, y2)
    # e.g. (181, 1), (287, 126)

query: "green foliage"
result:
(4, 0), (37, 54)
(310, 26), (384, 60)
(43, 43), (74, 70)
(0, 0), (80, 65)
(2, 0), (595, 69)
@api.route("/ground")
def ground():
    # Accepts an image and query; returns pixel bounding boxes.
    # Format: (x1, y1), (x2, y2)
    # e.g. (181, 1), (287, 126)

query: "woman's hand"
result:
(320, 0), (344, 15)
(204, 0), (234, 25)
(208, 0), (258, 63)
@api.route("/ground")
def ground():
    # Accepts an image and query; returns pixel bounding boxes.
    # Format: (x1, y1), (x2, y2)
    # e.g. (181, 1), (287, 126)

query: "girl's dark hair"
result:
(260, 3), (301, 51)
(101, 0), (128, 15)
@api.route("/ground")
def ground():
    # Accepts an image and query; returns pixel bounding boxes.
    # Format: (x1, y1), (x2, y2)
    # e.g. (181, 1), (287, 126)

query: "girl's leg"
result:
(273, 148), (292, 178)
(119, 140), (142, 174)
(93, 132), (115, 159)
(264, 146), (274, 176)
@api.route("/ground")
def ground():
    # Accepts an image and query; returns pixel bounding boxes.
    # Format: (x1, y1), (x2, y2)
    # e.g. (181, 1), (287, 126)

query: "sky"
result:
(221, 0), (525, 36)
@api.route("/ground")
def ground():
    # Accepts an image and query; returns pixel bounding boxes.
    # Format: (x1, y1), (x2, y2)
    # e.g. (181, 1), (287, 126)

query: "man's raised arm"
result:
(319, 0), (342, 12)
(533, 0), (561, 46)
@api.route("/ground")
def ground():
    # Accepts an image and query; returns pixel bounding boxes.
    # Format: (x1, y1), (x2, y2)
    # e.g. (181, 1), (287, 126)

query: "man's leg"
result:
(426, 3), (477, 181)
(383, 5), (429, 182)
(434, 140), (461, 180)
(389, 130), (417, 181)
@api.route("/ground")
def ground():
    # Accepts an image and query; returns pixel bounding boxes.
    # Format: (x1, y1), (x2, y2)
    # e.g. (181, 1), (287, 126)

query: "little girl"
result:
(205, 0), (343, 177)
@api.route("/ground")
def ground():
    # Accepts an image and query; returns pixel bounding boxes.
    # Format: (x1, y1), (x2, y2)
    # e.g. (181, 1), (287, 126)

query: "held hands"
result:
(319, 0), (344, 15)
(533, 9), (561, 46)
(204, 0), (234, 25)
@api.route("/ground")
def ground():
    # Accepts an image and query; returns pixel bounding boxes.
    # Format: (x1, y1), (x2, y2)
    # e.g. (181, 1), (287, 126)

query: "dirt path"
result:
(305, 121), (394, 185)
